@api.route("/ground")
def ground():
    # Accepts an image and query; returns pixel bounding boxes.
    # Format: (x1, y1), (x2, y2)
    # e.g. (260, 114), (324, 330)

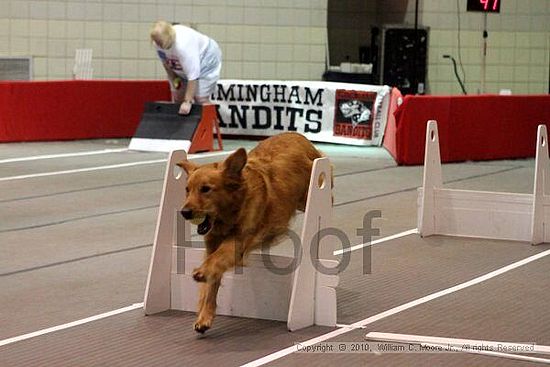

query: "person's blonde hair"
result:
(150, 20), (176, 49)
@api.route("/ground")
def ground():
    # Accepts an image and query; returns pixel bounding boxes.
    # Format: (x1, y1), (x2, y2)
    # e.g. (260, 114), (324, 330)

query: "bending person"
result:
(150, 20), (222, 115)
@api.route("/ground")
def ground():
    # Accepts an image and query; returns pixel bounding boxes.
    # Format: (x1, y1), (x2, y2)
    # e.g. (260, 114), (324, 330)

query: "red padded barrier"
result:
(384, 94), (550, 165)
(380, 88), (403, 162)
(0, 80), (171, 142)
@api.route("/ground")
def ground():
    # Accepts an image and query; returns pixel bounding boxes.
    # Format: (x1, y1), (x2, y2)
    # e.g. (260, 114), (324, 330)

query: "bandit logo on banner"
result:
(333, 90), (377, 140)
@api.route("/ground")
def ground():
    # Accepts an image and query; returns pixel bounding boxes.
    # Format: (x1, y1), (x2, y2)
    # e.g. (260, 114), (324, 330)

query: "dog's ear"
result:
(176, 160), (197, 174)
(222, 148), (247, 177)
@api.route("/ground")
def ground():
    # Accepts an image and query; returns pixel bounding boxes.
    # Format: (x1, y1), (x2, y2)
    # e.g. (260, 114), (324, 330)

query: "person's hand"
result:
(179, 101), (192, 115)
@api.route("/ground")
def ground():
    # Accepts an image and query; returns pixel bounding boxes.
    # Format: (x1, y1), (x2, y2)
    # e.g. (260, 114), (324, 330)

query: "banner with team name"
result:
(211, 80), (392, 146)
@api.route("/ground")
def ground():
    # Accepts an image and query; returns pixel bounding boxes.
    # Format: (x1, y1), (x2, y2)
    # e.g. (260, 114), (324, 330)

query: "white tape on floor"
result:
(241, 248), (550, 367)
(0, 148), (129, 164)
(333, 228), (418, 256)
(0, 303), (143, 347)
(188, 150), (234, 160)
(0, 159), (167, 182)
(0, 150), (233, 182)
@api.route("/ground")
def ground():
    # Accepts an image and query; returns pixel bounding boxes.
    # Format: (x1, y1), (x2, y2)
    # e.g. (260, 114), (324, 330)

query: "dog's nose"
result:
(180, 208), (193, 219)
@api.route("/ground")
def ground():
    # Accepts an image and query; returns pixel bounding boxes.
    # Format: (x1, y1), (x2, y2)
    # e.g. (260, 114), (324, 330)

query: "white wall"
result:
(0, 0), (328, 81)
(1, 0), (548, 95)
(423, 0), (549, 95)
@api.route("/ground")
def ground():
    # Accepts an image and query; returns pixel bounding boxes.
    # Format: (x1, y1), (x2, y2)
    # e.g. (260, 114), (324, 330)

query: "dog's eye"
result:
(185, 187), (189, 193)
(200, 185), (211, 193)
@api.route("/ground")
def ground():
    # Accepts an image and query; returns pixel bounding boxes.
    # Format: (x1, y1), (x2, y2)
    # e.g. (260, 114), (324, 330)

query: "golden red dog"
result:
(177, 132), (324, 333)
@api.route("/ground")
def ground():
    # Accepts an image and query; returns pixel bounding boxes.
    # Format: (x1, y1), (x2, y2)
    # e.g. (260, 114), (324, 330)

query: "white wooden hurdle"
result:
(144, 150), (338, 331)
(418, 120), (549, 245)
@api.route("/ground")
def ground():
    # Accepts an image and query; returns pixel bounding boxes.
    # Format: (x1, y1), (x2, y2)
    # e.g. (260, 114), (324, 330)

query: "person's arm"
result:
(179, 79), (197, 115)
(162, 62), (179, 89)
(161, 62), (187, 105)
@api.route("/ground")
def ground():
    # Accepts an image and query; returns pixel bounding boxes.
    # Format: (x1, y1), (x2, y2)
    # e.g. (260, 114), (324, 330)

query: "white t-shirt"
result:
(155, 25), (210, 81)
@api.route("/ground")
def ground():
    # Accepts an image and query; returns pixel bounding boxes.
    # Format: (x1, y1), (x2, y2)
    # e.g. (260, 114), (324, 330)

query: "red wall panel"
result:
(0, 80), (171, 142)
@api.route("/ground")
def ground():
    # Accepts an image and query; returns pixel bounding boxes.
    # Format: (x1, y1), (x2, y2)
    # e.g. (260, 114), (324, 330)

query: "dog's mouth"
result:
(190, 215), (212, 235)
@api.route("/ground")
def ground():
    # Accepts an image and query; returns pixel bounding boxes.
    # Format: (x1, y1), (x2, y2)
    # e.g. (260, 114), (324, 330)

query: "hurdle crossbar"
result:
(418, 120), (549, 245)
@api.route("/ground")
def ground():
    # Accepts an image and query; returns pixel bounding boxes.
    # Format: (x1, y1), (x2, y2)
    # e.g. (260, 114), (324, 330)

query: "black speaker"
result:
(379, 26), (428, 95)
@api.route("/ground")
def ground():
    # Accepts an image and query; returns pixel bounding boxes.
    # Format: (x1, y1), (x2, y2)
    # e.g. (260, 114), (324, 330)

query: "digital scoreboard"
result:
(467, 0), (501, 13)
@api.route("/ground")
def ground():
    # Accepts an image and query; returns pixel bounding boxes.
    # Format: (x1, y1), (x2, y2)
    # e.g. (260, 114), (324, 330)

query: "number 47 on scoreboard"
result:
(467, 0), (501, 13)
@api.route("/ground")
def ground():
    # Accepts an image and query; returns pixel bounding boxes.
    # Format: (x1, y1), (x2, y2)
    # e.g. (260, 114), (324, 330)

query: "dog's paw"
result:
(194, 319), (212, 334)
(192, 267), (207, 282)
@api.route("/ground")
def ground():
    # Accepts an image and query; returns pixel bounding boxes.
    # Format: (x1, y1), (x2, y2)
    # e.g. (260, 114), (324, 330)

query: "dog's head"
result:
(177, 148), (247, 235)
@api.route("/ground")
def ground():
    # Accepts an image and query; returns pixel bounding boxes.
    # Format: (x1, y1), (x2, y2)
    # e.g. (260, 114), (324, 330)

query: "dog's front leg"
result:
(192, 239), (245, 333)
(194, 280), (221, 333)
(192, 238), (244, 283)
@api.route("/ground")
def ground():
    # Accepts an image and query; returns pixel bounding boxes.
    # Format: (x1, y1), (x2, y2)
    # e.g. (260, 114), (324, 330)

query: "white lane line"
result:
(0, 303), (143, 347)
(188, 150), (233, 160)
(0, 150), (234, 183)
(0, 159), (167, 182)
(240, 248), (550, 366)
(333, 228), (418, 256)
(365, 332), (550, 355)
(335, 324), (367, 329)
(0, 148), (129, 164)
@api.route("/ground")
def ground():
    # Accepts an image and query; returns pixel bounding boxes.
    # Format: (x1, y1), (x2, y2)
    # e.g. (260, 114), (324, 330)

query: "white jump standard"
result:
(144, 150), (338, 331)
(418, 120), (549, 245)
